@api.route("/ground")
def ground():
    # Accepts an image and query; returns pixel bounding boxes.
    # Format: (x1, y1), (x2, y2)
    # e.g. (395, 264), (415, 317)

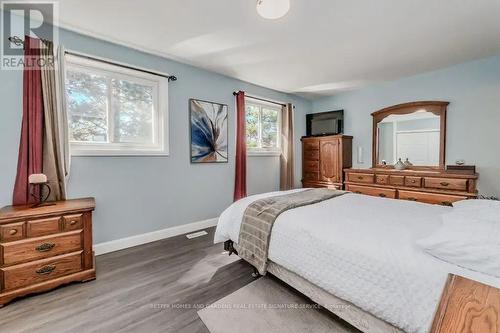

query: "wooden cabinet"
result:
(0, 198), (96, 307)
(302, 135), (352, 189)
(345, 168), (478, 205)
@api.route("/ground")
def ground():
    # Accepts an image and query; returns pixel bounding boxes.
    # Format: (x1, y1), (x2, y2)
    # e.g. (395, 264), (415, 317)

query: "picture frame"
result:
(189, 98), (229, 163)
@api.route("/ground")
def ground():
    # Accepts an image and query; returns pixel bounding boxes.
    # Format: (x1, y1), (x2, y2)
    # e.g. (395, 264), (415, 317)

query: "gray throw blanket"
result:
(238, 188), (346, 275)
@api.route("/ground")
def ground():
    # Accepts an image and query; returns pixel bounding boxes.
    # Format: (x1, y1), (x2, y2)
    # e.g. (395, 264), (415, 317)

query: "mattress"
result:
(214, 190), (500, 333)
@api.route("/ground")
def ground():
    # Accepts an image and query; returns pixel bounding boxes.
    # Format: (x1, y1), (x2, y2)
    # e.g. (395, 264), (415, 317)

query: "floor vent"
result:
(186, 230), (208, 239)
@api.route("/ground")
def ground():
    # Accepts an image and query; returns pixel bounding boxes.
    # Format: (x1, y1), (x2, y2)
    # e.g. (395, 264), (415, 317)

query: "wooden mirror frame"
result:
(372, 101), (448, 170)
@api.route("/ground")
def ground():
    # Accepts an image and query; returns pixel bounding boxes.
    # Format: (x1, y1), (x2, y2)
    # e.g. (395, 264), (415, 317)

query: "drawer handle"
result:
(408, 197), (418, 201)
(411, 180), (416, 183)
(70, 220), (78, 226)
(9, 229), (18, 236)
(440, 182), (450, 187)
(357, 176), (364, 180)
(36, 265), (56, 275)
(379, 193), (387, 198)
(36, 243), (55, 252)
(441, 201), (453, 206)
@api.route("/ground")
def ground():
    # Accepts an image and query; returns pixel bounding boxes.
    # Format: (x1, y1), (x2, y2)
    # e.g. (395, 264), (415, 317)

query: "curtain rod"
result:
(65, 51), (177, 82)
(233, 91), (286, 107)
(8, 36), (178, 82)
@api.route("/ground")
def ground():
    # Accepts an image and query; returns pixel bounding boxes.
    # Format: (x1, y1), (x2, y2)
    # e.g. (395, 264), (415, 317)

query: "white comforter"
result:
(214, 190), (500, 333)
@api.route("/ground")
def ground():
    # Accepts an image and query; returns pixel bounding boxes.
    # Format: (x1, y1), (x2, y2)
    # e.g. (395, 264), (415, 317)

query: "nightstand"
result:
(0, 198), (96, 307)
(431, 274), (500, 333)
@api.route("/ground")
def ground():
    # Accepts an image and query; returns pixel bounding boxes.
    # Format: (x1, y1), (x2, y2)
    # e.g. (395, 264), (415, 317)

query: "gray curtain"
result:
(41, 41), (70, 201)
(280, 103), (294, 190)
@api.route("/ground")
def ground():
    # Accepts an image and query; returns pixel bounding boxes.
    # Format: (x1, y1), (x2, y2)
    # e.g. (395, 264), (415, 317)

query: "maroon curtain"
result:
(234, 91), (247, 201)
(12, 37), (44, 205)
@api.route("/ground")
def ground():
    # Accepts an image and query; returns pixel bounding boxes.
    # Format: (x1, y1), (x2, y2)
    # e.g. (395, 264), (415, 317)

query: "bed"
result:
(214, 189), (500, 333)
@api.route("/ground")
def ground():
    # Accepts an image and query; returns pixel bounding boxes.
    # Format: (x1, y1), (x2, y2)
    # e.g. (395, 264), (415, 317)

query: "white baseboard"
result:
(94, 217), (218, 256)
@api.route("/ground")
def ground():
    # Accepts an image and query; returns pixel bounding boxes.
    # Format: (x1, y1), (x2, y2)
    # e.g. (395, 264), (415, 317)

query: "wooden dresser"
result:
(301, 135), (353, 189)
(0, 198), (96, 307)
(431, 274), (500, 333)
(345, 168), (478, 205)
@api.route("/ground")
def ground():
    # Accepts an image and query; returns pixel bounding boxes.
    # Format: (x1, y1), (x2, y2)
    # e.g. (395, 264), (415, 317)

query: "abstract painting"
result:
(190, 99), (228, 163)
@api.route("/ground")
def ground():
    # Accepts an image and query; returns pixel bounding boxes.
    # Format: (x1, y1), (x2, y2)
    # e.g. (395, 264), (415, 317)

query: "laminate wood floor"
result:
(0, 227), (359, 333)
(0, 227), (255, 333)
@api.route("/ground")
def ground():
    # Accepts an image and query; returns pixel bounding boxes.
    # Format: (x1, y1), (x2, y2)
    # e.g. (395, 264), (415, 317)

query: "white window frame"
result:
(65, 53), (169, 156)
(245, 98), (282, 156)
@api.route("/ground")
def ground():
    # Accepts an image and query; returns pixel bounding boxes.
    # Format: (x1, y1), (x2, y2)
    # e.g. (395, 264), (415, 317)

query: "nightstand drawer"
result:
(1, 252), (83, 291)
(27, 217), (61, 238)
(62, 214), (83, 232)
(1, 231), (82, 266)
(0, 222), (25, 242)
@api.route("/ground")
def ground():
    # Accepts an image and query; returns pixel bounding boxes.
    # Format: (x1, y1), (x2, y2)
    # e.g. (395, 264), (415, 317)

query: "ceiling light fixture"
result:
(256, 0), (290, 20)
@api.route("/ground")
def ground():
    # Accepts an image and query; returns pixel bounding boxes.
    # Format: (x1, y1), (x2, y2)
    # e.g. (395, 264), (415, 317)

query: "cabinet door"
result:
(319, 139), (339, 183)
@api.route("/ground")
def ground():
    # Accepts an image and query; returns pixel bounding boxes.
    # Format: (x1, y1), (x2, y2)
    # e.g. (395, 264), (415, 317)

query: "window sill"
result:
(247, 151), (281, 157)
(70, 144), (169, 157)
(71, 150), (170, 157)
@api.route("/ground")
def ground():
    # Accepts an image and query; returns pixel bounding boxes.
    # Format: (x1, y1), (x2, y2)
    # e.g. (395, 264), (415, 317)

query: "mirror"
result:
(372, 102), (448, 169)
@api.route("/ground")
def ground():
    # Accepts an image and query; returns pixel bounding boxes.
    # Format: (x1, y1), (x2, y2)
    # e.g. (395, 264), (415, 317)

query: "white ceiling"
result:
(49, 0), (500, 99)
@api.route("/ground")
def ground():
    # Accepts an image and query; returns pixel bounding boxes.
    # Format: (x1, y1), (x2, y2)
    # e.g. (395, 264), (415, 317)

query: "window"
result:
(65, 54), (169, 156)
(245, 99), (281, 155)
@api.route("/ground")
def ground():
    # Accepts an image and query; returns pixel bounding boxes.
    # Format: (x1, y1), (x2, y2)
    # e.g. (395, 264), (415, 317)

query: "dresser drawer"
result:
(424, 178), (467, 191)
(62, 214), (83, 232)
(303, 160), (319, 173)
(398, 190), (467, 206)
(405, 176), (422, 188)
(347, 173), (374, 184)
(1, 251), (82, 291)
(27, 217), (61, 238)
(0, 222), (25, 242)
(1, 231), (82, 266)
(303, 140), (319, 151)
(303, 149), (319, 161)
(389, 175), (405, 186)
(347, 185), (396, 199)
(375, 174), (389, 185)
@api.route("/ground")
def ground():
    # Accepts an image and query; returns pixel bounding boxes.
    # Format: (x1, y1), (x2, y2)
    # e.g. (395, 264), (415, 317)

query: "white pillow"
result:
(451, 200), (500, 222)
(453, 199), (500, 210)
(417, 211), (500, 278)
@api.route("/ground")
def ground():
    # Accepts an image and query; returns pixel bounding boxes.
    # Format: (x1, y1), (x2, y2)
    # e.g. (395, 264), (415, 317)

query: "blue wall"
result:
(0, 21), (311, 243)
(313, 54), (500, 196)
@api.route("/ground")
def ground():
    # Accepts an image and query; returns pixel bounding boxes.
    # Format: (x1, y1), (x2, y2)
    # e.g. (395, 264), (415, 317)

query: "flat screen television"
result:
(306, 110), (344, 136)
